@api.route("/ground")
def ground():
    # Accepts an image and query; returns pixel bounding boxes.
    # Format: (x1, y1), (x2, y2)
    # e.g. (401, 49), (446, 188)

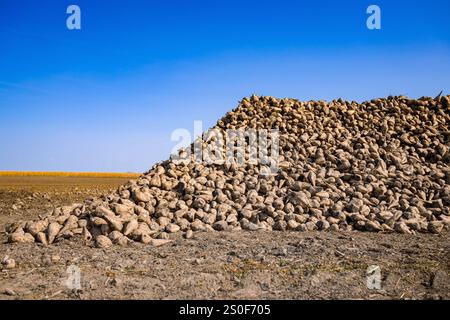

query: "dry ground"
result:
(0, 175), (449, 300)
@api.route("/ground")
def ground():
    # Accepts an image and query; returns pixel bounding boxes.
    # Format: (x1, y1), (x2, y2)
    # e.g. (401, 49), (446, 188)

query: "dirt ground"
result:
(0, 176), (449, 300)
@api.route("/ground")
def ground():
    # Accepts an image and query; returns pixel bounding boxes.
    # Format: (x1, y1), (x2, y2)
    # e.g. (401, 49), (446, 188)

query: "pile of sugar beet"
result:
(5, 95), (450, 248)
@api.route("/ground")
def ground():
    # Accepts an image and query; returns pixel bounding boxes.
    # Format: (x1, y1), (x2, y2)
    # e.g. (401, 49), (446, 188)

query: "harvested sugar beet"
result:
(5, 95), (450, 246)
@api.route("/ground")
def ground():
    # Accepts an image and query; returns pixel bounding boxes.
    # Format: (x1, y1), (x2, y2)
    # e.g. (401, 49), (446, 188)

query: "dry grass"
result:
(0, 171), (140, 178)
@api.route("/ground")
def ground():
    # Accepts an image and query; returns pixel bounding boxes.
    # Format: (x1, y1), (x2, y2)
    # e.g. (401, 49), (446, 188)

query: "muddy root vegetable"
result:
(35, 232), (48, 245)
(166, 223), (180, 233)
(91, 217), (108, 227)
(25, 220), (48, 236)
(150, 239), (173, 247)
(95, 235), (112, 248)
(59, 215), (78, 234)
(123, 219), (138, 236)
(5, 222), (26, 234)
(47, 222), (62, 244)
(140, 234), (152, 244)
(184, 230), (194, 239)
(9, 230), (35, 243)
(108, 231), (123, 242)
(83, 227), (92, 242)
(115, 236), (131, 246)
(103, 215), (123, 232)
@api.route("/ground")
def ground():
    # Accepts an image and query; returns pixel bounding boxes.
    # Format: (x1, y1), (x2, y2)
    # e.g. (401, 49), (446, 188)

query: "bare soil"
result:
(0, 176), (449, 300)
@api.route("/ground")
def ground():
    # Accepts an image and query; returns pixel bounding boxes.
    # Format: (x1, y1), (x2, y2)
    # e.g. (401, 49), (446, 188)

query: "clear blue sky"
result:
(0, 0), (449, 172)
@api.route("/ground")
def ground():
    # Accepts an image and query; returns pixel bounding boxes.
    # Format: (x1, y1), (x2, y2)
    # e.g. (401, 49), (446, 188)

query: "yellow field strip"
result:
(0, 171), (141, 178)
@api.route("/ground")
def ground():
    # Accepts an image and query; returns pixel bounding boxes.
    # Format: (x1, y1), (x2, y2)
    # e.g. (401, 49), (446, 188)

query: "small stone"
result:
(2, 257), (16, 269)
(41, 255), (52, 266)
(106, 277), (122, 287)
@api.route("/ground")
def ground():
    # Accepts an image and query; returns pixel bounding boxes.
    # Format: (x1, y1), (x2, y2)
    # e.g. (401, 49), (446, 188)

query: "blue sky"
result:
(0, 0), (449, 172)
